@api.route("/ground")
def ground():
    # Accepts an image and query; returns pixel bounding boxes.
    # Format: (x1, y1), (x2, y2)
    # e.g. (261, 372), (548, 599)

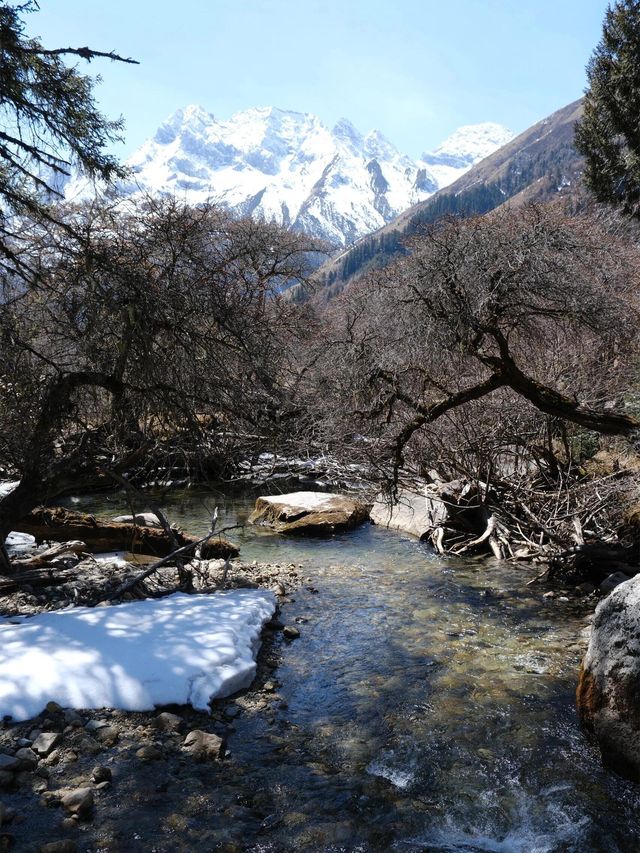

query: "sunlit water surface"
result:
(64, 487), (640, 852)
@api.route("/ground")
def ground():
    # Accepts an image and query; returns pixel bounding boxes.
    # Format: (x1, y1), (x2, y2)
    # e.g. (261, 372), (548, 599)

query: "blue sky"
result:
(31, 0), (608, 158)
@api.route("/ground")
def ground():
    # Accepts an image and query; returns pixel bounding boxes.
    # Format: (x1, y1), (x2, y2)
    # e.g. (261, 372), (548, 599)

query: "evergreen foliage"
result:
(575, 0), (640, 217)
(0, 0), (137, 277)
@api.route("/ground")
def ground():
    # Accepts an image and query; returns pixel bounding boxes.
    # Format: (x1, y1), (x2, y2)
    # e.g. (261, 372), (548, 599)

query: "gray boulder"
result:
(111, 512), (161, 527)
(577, 573), (640, 780)
(370, 488), (448, 539)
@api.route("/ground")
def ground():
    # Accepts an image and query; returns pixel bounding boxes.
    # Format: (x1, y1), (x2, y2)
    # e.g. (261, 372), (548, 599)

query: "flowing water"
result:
(64, 488), (640, 852)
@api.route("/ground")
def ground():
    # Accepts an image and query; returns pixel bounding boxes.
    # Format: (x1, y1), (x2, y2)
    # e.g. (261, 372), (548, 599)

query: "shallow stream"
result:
(64, 488), (640, 852)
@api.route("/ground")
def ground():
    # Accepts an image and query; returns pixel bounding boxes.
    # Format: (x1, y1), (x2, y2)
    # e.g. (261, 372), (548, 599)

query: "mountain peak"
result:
(422, 122), (514, 169)
(153, 104), (215, 144)
(75, 104), (514, 249)
(332, 117), (363, 148)
(364, 129), (400, 161)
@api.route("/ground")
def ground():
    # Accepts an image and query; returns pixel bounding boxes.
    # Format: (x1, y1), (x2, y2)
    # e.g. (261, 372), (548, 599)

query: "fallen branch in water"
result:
(112, 520), (218, 599)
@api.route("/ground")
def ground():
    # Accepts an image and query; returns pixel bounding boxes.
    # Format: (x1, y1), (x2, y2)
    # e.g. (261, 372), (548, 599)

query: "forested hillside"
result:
(318, 99), (585, 296)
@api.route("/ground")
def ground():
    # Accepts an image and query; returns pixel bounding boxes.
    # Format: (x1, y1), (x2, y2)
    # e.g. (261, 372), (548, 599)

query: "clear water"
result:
(62, 488), (640, 851)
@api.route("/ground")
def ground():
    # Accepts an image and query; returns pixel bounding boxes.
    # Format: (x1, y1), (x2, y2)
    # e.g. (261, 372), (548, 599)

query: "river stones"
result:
(31, 733), (61, 756)
(39, 842), (78, 853)
(182, 730), (224, 761)
(90, 765), (111, 784)
(577, 573), (640, 780)
(59, 787), (94, 818)
(249, 492), (369, 535)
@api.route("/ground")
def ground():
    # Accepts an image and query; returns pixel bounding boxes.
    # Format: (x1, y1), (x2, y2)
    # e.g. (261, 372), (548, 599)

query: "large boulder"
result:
(577, 574), (640, 780)
(249, 492), (369, 535)
(370, 489), (448, 540)
(111, 512), (162, 527)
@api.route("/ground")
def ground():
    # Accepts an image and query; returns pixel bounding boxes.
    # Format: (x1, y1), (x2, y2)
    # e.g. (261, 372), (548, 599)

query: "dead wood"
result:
(11, 540), (86, 569)
(12, 506), (239, 560)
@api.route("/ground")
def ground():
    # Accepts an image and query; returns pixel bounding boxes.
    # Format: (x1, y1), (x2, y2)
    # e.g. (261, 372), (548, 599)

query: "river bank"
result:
(1, 490), (640, 851)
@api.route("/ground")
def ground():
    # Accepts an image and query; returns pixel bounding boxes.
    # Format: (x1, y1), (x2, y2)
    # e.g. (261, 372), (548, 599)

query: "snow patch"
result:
(0, 591), (276, 721)
(261, 491), (341, 509)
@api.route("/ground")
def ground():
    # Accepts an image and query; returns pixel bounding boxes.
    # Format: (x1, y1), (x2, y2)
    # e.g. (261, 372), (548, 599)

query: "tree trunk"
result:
(9, 507), (239, 561)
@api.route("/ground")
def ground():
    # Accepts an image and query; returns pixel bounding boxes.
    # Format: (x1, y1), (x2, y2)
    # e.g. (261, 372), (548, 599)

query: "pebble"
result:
(283, 625), (300, 640)
(135, 745), (163, 761)
(63, 711), (82, 726)
(60, 787), (94, 818)
(182, 730), (224, 762)
(15, 748), (37, 771)
(32, 733), (61, 756)
(39, 842), (78, 853)
(0, 756), (20, 773)
(84, 720), (109, 732)
(95, 726), (119, 746)
(76, 737), (100, 756)
(91, 765), (112, 784)
(154, 712), (184, 732)
(223, 706), (241, 720)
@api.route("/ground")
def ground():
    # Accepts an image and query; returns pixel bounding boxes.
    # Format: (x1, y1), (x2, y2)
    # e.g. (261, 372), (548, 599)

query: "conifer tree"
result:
(575, 0), (640, 217)
(0, 1), (137, 277)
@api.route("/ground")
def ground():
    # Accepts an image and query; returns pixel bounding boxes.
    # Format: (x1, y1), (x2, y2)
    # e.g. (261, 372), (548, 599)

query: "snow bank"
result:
(0, 591), (276, 721)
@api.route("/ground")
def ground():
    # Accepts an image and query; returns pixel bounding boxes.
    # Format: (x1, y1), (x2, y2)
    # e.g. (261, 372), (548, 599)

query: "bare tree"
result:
(0, 196), (317, 566)
(303, 204), (640, 566)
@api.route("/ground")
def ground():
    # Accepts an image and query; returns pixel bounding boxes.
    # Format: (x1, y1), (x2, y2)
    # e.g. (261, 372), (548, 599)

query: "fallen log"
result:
(11, 540), (86, 569)
(12, 507), (239, 560)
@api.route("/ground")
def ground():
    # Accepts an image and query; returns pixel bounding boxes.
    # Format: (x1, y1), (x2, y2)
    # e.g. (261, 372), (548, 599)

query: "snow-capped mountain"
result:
(419, 123), (516, 189)
(68, 106), (513, 248)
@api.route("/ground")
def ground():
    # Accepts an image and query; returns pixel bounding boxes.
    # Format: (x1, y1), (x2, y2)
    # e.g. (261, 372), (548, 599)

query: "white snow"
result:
(4, 532), (36, 556)
(261, 491), (343, 510)
(0, 591), (276, 721)
(424, 122), (514, 164)
(0, 481), (18, 498)
(0, 482), (32, 555)
(420, 121), (514, 188)
(64, 106), (512, 248)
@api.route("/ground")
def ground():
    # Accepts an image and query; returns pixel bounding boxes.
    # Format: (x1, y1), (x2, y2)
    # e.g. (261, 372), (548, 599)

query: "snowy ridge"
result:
(420, 122), (515, 189)
(66, 107), (513, 248)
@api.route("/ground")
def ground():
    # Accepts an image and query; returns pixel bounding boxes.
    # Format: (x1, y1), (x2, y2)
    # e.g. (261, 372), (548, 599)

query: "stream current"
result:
(68, 488), (640, 852)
